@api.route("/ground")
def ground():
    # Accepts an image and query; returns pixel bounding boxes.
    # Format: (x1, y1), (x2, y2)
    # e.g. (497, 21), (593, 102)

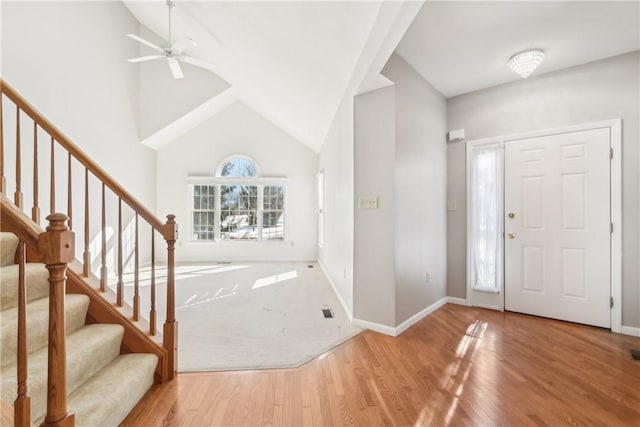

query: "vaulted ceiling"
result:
(123, 1), (422, 152)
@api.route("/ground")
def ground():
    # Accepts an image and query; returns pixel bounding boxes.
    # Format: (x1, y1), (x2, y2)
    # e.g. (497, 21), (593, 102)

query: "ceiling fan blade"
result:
(126, 34), (164, 53)
(167, 58), (184, 79)
(171, 38), (197, 53)
(128, 55), (165, 63)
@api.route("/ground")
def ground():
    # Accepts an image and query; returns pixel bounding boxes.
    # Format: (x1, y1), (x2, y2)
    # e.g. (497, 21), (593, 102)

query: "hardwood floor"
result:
(121, 304), (640, 426)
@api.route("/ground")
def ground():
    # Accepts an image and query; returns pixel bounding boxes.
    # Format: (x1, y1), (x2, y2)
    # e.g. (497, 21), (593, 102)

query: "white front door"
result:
(504, 128), (611, 328)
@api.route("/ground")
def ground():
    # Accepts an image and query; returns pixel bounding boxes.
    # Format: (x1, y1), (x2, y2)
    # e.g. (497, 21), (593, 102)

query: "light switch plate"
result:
(359, 196), (378, 209)
(447, 200), (457, 211)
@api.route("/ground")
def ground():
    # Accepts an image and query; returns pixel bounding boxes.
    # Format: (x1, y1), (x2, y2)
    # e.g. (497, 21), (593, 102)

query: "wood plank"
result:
(122, 304), (640, 426)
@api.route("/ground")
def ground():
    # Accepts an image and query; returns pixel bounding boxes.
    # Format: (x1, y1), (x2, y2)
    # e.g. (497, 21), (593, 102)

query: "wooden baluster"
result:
(15, 107), (22, 208)
(133, 214), (140, 321)
(67, 153), (72, 230)
(150, 229), (156, 335)
(116, 198), (123, 306)
(100, 183), (107, 292)
(14, 240), (31, 427)
(163, 214), (178, 380)
(0, 90), (5, 194)
(50, 137), (55, 213)
(32, 122), (40, 223)
(39, 213), (75, 427)
(83, 168), (90, 277)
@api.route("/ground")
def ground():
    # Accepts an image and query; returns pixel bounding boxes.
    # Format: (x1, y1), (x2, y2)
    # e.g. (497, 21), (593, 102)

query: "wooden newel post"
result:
(39, 213), (75, 427)
(162, 214), (178, 381)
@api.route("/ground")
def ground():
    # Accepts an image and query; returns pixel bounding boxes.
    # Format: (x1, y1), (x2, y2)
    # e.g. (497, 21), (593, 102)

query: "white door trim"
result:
(466, 119), (622, 333)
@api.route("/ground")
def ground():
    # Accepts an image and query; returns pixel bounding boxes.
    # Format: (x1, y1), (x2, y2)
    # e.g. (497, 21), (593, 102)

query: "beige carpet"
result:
(121, 261), (361, 372)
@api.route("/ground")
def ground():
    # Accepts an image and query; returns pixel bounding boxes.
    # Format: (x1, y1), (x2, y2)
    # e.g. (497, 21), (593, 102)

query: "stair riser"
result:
(0, 294), (90, 369)
(0, 232), (19, 267)
(0, 324), (125, 422)
(1, 263), (50, 311)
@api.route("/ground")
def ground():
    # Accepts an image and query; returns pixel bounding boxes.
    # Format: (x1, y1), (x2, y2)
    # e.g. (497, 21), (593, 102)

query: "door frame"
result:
(466, 119), (622, 333)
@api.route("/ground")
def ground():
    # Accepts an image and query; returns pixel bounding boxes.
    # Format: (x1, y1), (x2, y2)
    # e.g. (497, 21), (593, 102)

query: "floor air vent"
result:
(307, 265), (314, 268)
(322, 309), (334, 319)
(631, 349), (640, 361)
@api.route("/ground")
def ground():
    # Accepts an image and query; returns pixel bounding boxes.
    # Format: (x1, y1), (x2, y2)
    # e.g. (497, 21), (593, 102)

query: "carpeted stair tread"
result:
(0, 263), (50, 310)
(0, 323), (124, 422)
(0, 233), (19, 267)
(64, 353), (158, 427)
(0, 294), (90, 368)
(0, 231), (157, 424)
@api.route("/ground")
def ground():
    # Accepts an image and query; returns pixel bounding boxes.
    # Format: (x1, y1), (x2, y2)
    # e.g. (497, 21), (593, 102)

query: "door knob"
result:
(507, 232), (516, 239)
(508, 212), (515, 219)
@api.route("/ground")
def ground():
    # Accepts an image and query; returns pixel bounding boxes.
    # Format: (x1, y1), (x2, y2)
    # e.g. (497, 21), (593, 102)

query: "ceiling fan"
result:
(126, 0), (203, 79)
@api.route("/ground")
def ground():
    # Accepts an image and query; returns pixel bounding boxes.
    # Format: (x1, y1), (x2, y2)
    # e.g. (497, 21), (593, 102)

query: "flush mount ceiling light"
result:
(508, 49), (545, 79)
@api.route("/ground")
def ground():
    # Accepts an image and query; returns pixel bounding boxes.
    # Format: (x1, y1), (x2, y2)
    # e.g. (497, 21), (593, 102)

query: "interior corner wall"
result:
(353, 85), (396, 327)
(318, 94), (355, 317)
(382, 53), (448, 326)
(447, 51), (640, 328)
(156, 102), (318, 263)
(1, 1), (156, 208)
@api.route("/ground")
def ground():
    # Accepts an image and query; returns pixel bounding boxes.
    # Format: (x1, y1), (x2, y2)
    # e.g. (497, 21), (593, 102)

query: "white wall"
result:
(1, 1), (157, 278)
(137, 24), (230, 140)
(1, 1), (155, 208)
(382, 53), (448, 325)
(318, 95), (355, 317)
(156, 102), (318, 262)
(353, 85), (396, 326)
(447, 51), (640, 328)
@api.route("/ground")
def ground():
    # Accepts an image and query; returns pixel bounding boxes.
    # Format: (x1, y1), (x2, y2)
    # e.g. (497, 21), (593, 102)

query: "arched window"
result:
(190, 156), (285, 242)
(217, 157), (259, 177)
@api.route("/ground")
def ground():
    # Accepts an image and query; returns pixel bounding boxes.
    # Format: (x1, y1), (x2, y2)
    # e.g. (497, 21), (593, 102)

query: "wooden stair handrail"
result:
(1, 78), (178, 386)
(0, 80), (167, 236)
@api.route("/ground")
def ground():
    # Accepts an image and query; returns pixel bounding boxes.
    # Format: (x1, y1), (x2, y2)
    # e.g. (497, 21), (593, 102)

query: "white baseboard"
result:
(317, 258), (352, 321)
(395, 297), (449, 336)
(351, 318), (396, 336)
(446, 296), (470, 306)
(619, 325), (640, 337)
(352, 297), (449, 337)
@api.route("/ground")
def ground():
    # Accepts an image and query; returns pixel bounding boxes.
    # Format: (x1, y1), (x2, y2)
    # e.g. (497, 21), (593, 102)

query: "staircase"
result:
(1, 232), (158, 426)
(0, 79), (178, 426)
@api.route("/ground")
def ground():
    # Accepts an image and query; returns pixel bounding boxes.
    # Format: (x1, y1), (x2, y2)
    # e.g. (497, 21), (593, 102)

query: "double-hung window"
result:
(189, 156), (286, 242)
(192, 185), (216, 241)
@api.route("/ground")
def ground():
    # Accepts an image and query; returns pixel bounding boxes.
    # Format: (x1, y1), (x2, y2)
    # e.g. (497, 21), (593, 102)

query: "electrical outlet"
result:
(343, 268), (347, 279)
(426, 272), (431, 283)
(447, 200), (457, 211)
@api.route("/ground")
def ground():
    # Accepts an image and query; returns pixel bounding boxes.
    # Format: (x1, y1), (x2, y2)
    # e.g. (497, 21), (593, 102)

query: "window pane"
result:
(219, 158), (258, 177)
(262, 212), (284, 240)
(191, 185), (215, 241)
(219, 185), (257, 240)
(263, 186), (285, 240)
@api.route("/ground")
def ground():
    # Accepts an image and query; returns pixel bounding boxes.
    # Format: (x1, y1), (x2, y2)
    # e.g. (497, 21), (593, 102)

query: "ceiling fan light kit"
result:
(126, 0), (202, 79)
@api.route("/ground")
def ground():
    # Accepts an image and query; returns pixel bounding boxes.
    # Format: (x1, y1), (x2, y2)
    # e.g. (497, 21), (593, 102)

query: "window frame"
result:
(188, 176), (288, 243)
(191, 184), (217, 241)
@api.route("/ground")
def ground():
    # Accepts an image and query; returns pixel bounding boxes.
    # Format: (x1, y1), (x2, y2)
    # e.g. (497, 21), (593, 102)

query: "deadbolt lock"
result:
(508, 212), (515, 219)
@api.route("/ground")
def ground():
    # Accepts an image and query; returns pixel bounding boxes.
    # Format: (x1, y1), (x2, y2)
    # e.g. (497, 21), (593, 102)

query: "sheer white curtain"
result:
(470, 145), (503, 292)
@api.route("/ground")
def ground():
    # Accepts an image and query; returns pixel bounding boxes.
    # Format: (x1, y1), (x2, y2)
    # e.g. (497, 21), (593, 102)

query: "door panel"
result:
(504, 128), (610, 328)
